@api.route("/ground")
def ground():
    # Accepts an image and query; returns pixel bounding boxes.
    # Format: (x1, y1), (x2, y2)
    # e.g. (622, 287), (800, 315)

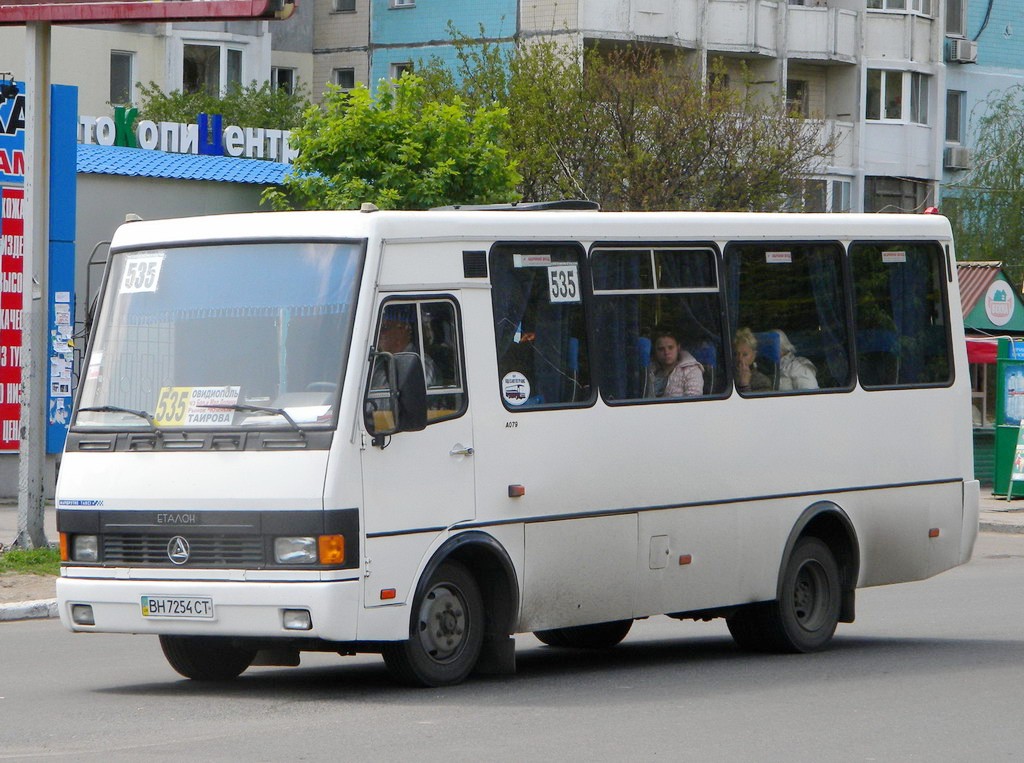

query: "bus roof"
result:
(109, 208), (954, 251)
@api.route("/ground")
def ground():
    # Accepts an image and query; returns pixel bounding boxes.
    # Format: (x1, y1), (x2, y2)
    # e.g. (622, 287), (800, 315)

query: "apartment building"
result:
(2, 2), (1018, 214)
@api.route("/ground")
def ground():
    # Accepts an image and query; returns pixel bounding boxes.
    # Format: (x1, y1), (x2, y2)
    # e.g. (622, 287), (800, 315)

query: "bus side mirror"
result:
(364, 351), (427, 446)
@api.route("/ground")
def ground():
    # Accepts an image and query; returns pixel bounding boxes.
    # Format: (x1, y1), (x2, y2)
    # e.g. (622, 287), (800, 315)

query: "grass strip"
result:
(0, 546), (61, 576)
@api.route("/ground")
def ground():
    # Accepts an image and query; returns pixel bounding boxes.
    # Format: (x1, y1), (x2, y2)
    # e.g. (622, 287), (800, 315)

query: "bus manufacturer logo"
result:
(167, 536), (191, 565)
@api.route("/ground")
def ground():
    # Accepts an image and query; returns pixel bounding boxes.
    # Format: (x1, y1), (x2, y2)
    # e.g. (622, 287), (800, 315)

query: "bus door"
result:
(359, 297), (475, 588)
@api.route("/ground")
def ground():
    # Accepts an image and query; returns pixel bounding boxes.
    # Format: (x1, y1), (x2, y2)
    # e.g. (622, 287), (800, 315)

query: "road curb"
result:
(979, 520), (1024, 535)
(0, 598), (58, 622)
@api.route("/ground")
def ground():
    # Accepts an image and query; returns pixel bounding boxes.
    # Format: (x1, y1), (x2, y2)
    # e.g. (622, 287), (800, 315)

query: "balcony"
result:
(580, 0), (700, 46)
(706, 0), (779, 56)
(787, 6), (858, 63)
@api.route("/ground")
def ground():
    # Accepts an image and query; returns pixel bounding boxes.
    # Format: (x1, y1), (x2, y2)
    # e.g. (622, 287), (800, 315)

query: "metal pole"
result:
(15, 21), (50, 549)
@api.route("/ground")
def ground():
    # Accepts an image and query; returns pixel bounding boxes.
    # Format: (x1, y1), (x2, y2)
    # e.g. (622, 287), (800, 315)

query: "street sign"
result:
(0, 0), (295, 24)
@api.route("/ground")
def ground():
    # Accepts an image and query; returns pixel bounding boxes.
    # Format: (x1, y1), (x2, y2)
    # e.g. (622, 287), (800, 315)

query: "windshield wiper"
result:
(78, 405), (158, 429)
(198, 403), (304, 434)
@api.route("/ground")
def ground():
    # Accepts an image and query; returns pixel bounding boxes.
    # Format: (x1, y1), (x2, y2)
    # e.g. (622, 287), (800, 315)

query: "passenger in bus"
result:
(772, 329), (818, 391)
(733, 327), (773, 393)
(644, 329), (704, 398)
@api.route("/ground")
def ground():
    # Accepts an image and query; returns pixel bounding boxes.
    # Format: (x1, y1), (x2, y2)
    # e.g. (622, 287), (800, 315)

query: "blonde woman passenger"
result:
(734, 327), (773, 393)
(645, 328), (704, 398)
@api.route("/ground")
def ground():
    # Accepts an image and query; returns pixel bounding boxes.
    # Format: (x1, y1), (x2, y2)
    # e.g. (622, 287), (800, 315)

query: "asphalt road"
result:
(3, 532), (1024, 762)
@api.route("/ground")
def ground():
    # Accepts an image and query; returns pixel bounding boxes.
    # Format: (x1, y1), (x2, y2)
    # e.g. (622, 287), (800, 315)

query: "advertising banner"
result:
(0, 185), (22, 448)
(0, 81), (76, 453)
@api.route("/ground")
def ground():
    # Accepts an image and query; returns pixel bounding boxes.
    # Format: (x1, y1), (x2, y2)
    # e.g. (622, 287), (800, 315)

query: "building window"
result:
(183, 43), (243, 95)
(184, 44), (220, 95)
(272, 67), (296, 94)
(786, 80), (809, 117)
(227, 49), (242, 88)
(830, 180), (852, 213)
(333, 68), (355, 89)
(868, 0), (931, 13)
(946, 90), (966, 143)
(391, 0), (415, 7)
(946, 0), (964, 36)
(110, 50), (134, 106)
(864, 176), (933, 214)
(390, 62), (413, 80)
(866, 70), (902, 121)
(910, 72), (929, 124)
(332, 0), (355, 10)
(866, 70), (928, 124)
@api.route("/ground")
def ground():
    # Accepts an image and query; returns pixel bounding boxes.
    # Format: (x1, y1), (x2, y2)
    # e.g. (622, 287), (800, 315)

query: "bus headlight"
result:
(274, 537), (318, 564)
(72, 535), (99, 563)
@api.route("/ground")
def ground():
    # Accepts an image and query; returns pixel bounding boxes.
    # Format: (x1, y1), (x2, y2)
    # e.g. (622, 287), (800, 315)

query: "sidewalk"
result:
(2, 493), (1024, 622)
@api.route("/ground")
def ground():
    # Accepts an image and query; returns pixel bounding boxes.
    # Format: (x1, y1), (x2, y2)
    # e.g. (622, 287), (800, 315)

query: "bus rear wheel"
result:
(534, 619), (633, 649)
(382, 561), (484, 687)
(727, 537), (841, 653)
(159, 635), (256, 681)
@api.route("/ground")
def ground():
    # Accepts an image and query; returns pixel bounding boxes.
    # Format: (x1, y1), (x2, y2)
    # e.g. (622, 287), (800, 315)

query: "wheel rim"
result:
(416, 583), (469, 663)
(792, 559), (831, 632)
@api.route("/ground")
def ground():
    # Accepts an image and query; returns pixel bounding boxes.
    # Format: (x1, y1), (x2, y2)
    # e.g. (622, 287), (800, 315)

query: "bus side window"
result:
(489, 243), (591, 409)
(850, 241), (951, 388)
(725, 242), (852, 393)
(591, 245), (728, 403)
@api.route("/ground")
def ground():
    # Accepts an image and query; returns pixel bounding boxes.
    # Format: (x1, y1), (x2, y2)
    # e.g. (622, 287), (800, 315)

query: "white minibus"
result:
(56, 205), (979, 686)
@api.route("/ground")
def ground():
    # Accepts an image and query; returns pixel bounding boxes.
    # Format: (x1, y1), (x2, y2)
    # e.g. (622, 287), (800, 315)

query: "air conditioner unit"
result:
(946, 38), (978, 64)
(944, 146), (973, 170)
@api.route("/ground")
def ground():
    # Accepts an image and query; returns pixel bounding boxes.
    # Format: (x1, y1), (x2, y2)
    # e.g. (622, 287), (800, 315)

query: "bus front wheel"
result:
(159, 635), (256, 681)
(382, 561), (484, 687)
(727, 537), (841, 653)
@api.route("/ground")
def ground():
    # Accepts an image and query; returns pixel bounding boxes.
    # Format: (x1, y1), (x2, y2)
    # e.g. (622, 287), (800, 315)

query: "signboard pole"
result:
(1009, 421), (1024, 502)
(15, 21), (49, 549)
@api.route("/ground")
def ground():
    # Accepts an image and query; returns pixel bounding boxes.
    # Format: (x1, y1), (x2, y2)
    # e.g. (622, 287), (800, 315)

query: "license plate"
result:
(141, 595), (214, 619)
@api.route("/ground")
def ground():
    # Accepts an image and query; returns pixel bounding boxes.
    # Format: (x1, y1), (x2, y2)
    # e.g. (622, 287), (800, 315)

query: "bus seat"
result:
(636, 336), (652, 397)
(857, 329), (900, 386)
(754, 331), (781, 389)
(690, 342), (717, 394)
(568, 337), (580, 401)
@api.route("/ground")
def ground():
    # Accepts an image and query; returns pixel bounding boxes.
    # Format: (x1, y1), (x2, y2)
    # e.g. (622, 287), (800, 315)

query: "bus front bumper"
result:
(56, 575), (362, 642)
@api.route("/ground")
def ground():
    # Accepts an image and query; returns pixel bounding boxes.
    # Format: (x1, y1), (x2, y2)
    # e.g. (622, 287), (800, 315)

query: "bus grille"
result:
(102, 534), (265, 567)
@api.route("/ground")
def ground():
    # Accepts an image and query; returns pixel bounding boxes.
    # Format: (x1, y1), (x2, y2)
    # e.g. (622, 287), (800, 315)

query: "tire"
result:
(382, 561), (484, 687)
(159, 635), (256, 681)
(533, 619), (633, 649)
(727, 537), (841, 653)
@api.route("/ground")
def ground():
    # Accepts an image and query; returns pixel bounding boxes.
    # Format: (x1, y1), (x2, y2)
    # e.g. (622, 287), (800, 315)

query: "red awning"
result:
(967, 337), (998, 364)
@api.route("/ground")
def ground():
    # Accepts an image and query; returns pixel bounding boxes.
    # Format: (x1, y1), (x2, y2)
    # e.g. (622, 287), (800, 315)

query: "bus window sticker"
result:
(502, 371), (530, 406)
(154, 385), (241, 427)
(512, 252), (552, 269)
(547, 263), (580, 304)
(119, 252), (165, 294)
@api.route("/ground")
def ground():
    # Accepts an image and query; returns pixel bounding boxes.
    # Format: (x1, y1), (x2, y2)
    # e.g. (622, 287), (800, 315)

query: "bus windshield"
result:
(75, 241), (364, 431)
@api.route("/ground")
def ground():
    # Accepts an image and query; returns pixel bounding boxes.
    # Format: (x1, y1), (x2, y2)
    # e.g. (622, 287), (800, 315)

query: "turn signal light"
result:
(318, 534), (346, 565)
(59, 532), (69, 562)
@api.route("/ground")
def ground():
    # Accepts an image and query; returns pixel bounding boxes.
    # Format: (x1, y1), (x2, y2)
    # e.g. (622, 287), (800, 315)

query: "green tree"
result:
(136, 80), (310, 130)
(420, 32), (841, 212)
(264, 75), (520, 210)
(944, 85), (1024, 284)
